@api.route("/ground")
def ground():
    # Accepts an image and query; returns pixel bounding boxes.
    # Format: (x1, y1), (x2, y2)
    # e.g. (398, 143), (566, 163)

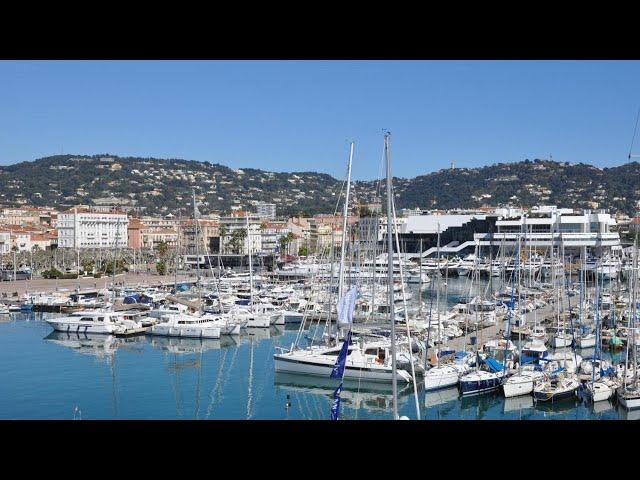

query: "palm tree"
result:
(218, 225), (227, 254)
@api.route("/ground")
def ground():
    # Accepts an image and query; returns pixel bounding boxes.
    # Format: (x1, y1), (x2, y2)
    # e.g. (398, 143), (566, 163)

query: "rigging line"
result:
(204, 348), (228, 419)
(390, 180), (421, 420)
(629, 105), (640, 158)
(246, 337), (254, 419)
(194, 348), (203, 420)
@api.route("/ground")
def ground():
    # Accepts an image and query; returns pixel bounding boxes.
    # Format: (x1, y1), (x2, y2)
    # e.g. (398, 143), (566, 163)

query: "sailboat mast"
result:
(247, 214), (254, 312)
(111, 217), (121, 306)
(338, 142), (354, 305)
(384, 132), (398, 419)
(174, 212), (181, 292)
(193, 188), (202, 311)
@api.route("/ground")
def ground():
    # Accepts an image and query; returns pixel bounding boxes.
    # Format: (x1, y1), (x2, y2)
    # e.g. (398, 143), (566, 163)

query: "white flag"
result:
(337, 286), (358, 325)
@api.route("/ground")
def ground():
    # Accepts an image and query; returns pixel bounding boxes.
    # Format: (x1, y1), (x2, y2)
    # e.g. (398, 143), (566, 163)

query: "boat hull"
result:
(423, 367), (459, 391)
(533, 386), (577, 402)
(459, 376), (502, 396)
(273, 353), (412, 383)
(617, 388), (640, 410)
(149, 325), (221, 339)
(47, 321), (117, 335)
(503, 377), (534, 398)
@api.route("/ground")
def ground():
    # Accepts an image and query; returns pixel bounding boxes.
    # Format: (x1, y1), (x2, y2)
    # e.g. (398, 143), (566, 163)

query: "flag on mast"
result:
(337, 286), (358, 325)
(330, 330), (352, 379)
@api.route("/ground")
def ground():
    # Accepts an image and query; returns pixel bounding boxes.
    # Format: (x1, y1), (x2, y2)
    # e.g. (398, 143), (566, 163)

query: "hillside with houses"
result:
(0, 155), (639, 216)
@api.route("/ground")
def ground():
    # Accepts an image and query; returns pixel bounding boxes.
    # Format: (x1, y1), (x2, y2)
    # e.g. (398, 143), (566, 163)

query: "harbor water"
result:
(0, 276), (633, 420)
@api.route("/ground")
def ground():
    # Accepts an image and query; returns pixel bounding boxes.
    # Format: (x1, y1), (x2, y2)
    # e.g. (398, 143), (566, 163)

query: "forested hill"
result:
(0, 155), (637, 216)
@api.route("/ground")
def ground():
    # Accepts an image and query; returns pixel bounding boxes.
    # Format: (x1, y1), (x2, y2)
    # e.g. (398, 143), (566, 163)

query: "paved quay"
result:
(443, 301), (564, 351)
(0, 273), (198, 298)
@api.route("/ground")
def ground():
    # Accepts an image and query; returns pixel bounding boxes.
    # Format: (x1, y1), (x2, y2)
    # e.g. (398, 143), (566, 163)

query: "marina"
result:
(0, 272), (633, 420)
(2, 60), (640, 424)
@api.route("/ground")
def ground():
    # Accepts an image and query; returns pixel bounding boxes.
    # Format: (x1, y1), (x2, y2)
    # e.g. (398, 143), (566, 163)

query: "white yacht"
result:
(45, 311), (132, 334)
(149, 313), (221, 339)
(423, 364), (461, 391)
(274, 340), (413, 383)
(502, 366), (545, 398)
(585, 377), (618, 402)
(455, 254), (477, 277)
(596, 257), (620, 280)
(616, 383), (640, 410)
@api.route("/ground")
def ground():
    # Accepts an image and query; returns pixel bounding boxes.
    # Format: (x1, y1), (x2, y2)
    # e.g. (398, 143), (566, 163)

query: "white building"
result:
(474, 205), (620, 253)
(57, 208), (129, 249)
(255, 202), (276, 219)
(357, 216), (407, 242)
(219, 215), (263, 254)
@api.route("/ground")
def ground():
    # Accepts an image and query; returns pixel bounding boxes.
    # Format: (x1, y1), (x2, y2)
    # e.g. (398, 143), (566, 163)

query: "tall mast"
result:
(418, 238), (423, 317)
(384, 132), (398, 419)
(338, 143), (354, 304)
(192, 188), (202, 312)
(111, 217), (121, 306)
(436, 219), (441, 366)
(247, 213), (254, 312)
(174, 211), (181, 292)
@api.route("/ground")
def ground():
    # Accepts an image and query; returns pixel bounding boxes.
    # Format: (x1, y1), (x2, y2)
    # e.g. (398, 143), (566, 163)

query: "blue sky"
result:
(0, 60), (639, 180)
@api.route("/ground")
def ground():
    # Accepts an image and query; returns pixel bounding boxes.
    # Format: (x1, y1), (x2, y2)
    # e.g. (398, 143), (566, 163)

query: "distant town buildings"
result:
(57, 207), (128, 249)
(255, 202), (277, 219)
(0, 200), (626, 263)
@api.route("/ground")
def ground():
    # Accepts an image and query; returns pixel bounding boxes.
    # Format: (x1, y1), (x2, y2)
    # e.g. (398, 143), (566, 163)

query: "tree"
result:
(358, 204), (373, 217)
(218, 225), (227, 254)
(279, 232), (296, 257)
(103, 258), (128, 275)
(298, 246), (309, 257)
(229, 229), (247, 254)
(156, 240), (169, 260)
(156, 261), (167, 275)
(81, 258), (95, 275)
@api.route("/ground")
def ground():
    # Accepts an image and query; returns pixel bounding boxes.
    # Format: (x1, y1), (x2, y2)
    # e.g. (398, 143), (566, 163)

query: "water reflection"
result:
(459, 391), (501, 419)
(617, 406), (640, 420)
(44, 330), (145, 361)
(274, 372), (414, 418)
(424, 386), (459, 419)
(148, 335), (237, 354)
(533, 396), (581, 417)
(590, 400), (614, 416)
(503, 395), (534, 415)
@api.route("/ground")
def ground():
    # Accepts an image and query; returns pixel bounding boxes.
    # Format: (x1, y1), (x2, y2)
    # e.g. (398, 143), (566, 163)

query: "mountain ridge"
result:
(0, 154), (638, 217)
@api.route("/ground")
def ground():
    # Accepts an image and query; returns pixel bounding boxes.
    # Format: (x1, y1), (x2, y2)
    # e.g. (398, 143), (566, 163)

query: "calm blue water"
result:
(0, 277), (633, 420)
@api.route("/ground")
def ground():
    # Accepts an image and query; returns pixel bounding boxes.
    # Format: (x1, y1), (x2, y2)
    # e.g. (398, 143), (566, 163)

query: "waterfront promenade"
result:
(0, 273), (197, 297)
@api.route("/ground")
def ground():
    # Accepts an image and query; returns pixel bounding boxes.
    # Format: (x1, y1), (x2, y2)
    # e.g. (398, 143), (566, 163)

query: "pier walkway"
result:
(443, 301), (563, 351)
(0, 273), (197, 297)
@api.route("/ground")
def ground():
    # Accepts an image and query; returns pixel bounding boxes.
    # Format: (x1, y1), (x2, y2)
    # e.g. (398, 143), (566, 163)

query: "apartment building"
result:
(57, 208), (128, 249)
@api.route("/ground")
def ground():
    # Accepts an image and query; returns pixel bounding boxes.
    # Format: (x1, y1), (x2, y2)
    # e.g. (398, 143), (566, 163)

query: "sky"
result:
(0, 60), (639, 181)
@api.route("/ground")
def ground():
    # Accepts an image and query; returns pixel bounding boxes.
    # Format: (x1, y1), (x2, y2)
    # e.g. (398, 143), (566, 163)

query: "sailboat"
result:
(616, 231), (640, 409)
(423, 219), (466, 391)
(502, 230), (545, 398)
(274, 141), (413, 384)
(459, 245), (506, 396)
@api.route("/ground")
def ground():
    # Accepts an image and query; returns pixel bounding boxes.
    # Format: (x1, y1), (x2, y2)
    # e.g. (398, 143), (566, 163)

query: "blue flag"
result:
(330, 382), (343, 420)
(330, 330), (352, 379)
